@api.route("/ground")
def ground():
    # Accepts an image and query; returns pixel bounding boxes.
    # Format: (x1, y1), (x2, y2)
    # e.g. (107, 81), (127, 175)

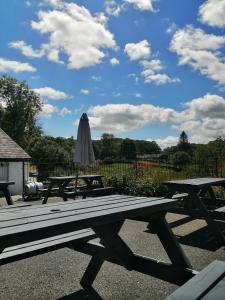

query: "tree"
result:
(0, 76), (42, 148)
(172, 151), (191, 169)
(100, 133), (116, 159)
(119, 138), (136, 160)
(178, 131), (191, 153)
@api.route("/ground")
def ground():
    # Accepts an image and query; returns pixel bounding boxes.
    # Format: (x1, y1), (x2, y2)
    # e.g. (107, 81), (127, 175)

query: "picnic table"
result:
(0, 181), (14, 205)
(41, 176), (76, 204)
(164, 177), (225, 245)
(0, 194), (196, 296)
(41, 175), (113, 204)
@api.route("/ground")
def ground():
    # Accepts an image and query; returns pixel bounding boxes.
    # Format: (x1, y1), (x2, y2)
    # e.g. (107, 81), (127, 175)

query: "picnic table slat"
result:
(0, 196), (172, 228)
(164, 178), (225, 188)
(0, 195), (160, 222)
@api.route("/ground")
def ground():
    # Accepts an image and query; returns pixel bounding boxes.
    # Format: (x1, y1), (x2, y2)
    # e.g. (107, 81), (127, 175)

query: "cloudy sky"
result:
(1, 0), (225, 148)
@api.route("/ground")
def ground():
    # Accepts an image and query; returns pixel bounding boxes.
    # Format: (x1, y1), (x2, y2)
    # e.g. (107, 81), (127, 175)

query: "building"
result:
(0, 128), (31, 195)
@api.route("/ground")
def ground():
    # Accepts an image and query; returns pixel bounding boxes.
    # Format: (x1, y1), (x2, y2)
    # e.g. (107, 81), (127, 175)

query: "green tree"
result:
(29, 136), (71, 179)
(178, 131), (191, 153)
(0, 76), (42, 148)
(172, 151), (191, 169)
(100, 133), (116, 159)
(119, 138), (136, 160)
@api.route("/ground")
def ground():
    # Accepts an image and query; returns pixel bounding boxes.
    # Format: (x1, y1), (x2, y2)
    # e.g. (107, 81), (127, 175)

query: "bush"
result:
(107, 175), (167, 197)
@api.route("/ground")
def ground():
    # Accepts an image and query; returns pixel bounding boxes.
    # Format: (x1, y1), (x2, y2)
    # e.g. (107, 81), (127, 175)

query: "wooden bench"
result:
(0, 228), (97, 265)
(166, 260), (225, 300)
(213, 206), (225, 221)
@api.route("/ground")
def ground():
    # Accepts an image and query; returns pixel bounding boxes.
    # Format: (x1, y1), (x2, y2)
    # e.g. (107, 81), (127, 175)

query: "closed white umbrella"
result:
(74, 113), (95, 189)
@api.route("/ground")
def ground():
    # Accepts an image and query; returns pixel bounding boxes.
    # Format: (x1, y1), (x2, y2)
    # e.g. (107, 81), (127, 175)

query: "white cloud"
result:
(39, 103), (58, 118)
(105, 0), (155, 17)
(134, 93), (142, 98)
(110, 57), (120, 65)
(124, 41), (179, 85)
(59, 107), (71, 116)
(86, 93), (225, 144)
(166, 22), (177, 34)
(124, 40), (151, 61)
(141, 59), (180, 85)
(12, 2), (116, 69)
(9, 41), (44, 58)
(91, 75), (101, 81)
(0, 58), (36, 73)
(80, 89), (90, 95)
(87, 103), (179, 132)
(105, 0), (122, 16)
(153, 136), (179, 150)
(41, 0), (62, 7)
(123, 0), (155, 11)
(39, 103), (71, 118)
(170, 25), (225, 86)
(199, 0), (225, 28)
(33, 87), (69, 100)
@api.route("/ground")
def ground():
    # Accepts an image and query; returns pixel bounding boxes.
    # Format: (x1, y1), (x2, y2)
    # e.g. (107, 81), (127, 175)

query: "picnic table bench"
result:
(166, 260), (225, 300)
(164, 178), (225, 245)
(0, 194), (197, 297)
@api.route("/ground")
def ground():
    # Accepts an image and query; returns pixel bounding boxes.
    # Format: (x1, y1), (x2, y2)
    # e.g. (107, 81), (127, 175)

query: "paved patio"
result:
(0, 196), (225, 300)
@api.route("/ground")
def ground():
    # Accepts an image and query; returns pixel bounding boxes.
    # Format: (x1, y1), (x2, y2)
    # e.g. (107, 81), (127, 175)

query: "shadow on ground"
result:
(145, 216), (225, 251)
(58, 289), (102, 300)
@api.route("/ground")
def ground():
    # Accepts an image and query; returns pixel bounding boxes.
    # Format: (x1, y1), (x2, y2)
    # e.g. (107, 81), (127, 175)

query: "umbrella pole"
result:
(75, 163), (79, 192)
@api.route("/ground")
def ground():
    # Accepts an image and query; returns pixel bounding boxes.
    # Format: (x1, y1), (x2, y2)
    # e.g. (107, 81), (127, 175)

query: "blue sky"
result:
(0, 0), (225, 148)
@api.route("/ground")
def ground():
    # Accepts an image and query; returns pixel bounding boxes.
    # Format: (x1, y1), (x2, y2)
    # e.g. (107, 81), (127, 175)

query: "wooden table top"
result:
(48, 176), (77, 181)
(164, 178), (225, 188)
(0, 194), (177, 248)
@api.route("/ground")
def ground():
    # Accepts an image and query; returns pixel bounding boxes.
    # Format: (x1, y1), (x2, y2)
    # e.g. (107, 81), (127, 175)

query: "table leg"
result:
(98, 178), (104, 188)
(2, 188), (13, 205)
(149, 213), (191, 268)
(93, 221), (134, 270)
(76, 216), (195, 288)
(189, 188), (225, 245)
(42, 182), (53, 204)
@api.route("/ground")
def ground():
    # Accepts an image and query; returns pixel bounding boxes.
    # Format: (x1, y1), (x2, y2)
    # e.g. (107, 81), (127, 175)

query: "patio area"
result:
(0, 196), (225, 300)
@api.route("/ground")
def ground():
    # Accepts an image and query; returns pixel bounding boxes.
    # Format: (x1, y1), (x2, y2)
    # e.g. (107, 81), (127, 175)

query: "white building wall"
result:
(8, 162), (29, 195)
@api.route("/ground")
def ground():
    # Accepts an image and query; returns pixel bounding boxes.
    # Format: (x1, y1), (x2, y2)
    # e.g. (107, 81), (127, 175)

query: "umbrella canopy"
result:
(74, 113), (95, 166)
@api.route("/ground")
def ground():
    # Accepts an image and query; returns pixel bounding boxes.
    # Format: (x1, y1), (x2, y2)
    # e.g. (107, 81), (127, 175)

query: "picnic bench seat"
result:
(166, 260), (225, 300)
(0, 229), (97, 265)
(213, 205), (225, 221)
(64, 186), (114, 199)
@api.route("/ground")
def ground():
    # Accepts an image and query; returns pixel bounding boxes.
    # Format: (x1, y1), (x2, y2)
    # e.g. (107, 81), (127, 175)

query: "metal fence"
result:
(28, 154), (225, 183)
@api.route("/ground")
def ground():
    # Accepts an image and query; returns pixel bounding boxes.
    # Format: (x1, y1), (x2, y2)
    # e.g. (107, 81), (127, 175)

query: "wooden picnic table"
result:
(41, 175), (108, 204)
(41, 176), (76, 204)
(0, 194), (196, 295)
(0, 181), (14, 205)
(164, 177), (225, 245)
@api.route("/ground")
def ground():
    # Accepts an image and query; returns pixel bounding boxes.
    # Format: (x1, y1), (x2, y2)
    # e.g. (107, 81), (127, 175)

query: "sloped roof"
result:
(0, 128), (31, 161)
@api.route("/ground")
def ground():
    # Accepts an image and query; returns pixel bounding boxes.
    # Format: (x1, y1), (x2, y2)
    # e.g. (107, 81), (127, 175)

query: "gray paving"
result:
(0, 196), (224, 300)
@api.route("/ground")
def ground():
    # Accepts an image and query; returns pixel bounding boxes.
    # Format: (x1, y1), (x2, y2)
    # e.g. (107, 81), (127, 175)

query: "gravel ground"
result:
(0, 196), (225, 300)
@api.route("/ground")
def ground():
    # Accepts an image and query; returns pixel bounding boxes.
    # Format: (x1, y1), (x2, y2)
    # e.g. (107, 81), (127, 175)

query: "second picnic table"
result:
(41, 175), (106, 204)
(164, 177), (225, 245)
